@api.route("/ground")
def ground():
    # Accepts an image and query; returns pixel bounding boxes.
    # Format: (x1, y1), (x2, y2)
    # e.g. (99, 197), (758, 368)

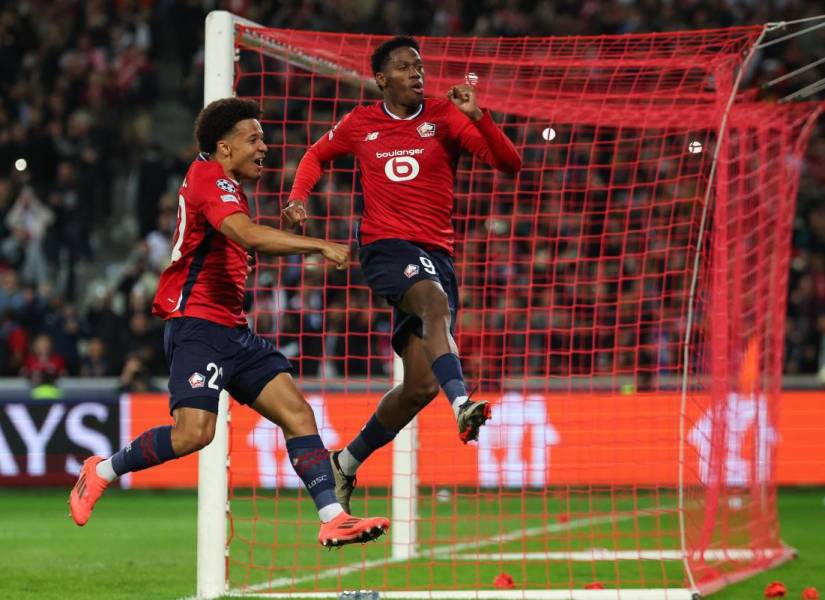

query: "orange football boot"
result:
(318, 512), (389, 547)
(69, 456), (109, 526)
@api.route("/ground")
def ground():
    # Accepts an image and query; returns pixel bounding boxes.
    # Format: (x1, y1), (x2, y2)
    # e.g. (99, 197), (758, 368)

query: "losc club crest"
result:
(188, 372), (205, 388)
(404, 264), (419, 278)
(216, 178), (237, 193)
(417, 122), (436, 138)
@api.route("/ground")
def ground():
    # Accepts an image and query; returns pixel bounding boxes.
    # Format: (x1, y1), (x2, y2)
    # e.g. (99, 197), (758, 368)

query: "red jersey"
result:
(152, 156), (248, 327)
(289, 98), (521, 254)
(21, 353), (66, 380)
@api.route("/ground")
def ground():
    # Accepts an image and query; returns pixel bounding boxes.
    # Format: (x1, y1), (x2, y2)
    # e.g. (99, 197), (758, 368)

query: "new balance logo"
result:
(364, 131), (379, 141)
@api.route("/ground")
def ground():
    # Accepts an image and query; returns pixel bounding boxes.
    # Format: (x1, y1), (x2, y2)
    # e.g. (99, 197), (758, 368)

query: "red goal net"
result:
(219, 24), (822, 598)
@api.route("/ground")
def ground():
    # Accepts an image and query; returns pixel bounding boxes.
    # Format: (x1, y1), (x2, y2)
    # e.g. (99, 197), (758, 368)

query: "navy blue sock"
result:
(286, 435), (337, 511)
(432, 353), (468, 404)
(346, 414), (398, 463)
(111, 425), (176, 476)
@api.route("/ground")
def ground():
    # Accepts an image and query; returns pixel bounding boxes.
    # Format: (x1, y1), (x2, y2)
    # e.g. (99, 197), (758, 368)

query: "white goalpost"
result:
(193, 10), (819, 600)
(196, 10), (235, 598)
(197, 13), (419, 597)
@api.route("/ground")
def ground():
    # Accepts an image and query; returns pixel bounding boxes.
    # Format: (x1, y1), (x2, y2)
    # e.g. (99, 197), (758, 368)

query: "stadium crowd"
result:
(0, 0), (823, 389)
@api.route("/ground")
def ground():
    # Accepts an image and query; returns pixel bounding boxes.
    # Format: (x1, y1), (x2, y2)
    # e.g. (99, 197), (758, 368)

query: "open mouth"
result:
(254, 158), (264, 168)
(411, 82), (424, 94)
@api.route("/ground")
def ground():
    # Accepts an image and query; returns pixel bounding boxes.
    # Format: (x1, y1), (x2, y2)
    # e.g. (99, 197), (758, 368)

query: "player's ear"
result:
(216, 138), (231, 159)
(375, 72), (385, 91)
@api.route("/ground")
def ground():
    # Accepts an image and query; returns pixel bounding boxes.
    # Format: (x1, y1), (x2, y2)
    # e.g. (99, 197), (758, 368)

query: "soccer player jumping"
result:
(284, 36), (522, 511)
(69, 98), (389, 547)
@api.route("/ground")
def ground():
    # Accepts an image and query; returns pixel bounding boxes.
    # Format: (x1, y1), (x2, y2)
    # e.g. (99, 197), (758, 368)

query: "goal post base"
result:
(693, 546), (797, 598)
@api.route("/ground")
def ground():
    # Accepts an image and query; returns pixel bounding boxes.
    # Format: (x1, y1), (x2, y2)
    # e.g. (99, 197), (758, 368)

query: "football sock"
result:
(95, 457), (118, 483)
(110, 425), (176, 476)
(341, 414), (398, 476)
(286, 434), (343, 521)
(432, 353), (469, 417)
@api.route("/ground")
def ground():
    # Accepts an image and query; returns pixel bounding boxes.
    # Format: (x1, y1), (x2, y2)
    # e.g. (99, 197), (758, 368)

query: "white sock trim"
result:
(337, 448), (361, 476)
(319, 502), (344, 523)
(95, 458), (118, 483)
(451, 395), (469, 418)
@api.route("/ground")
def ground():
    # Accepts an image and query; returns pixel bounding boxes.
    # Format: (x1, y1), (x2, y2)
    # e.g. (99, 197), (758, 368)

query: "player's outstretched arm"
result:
(448, 84), (522, 174)
(285, 112), (356, 229)
(220, 212), (349, 269)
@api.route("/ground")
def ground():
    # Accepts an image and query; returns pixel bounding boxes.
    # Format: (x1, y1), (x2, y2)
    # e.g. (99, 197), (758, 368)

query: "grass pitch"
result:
(1, 487), (822, 599)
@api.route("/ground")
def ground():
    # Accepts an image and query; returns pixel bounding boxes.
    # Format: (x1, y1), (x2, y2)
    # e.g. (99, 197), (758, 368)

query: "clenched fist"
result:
(281, 200), (308, 229)
(320, 241), (350, 270)
(447, 84), (483, 121)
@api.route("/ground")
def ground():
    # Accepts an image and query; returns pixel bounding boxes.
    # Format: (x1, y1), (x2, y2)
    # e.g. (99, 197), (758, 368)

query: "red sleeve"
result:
(197, 175), (246, 230)
(450, 105), (522, 174)
(289, 111), (356, 202)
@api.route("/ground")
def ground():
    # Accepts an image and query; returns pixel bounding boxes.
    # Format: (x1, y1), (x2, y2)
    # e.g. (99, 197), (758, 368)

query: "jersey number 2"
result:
(207, 362), (223, 390)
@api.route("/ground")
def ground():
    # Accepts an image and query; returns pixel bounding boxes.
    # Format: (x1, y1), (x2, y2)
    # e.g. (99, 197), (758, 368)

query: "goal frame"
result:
(195, 10), (803, 600)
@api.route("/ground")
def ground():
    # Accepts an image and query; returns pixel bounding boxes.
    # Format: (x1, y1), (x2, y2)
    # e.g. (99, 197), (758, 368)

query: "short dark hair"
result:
(371, 36), (421, 75)
(194, 97), (260, 154)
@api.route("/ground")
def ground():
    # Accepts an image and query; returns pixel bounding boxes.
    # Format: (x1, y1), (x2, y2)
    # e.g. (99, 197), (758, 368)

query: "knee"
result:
(175, 421), (216, 454)
(294, 400), (316, 428)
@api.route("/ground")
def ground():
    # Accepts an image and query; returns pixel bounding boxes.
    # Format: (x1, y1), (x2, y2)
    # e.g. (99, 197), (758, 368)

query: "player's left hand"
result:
(447, 84), (483, 121)
(281, 200), (308, 230)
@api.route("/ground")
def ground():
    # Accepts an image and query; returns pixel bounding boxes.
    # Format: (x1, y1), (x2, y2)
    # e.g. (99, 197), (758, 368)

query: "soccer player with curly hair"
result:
(70, 97), (388, 547)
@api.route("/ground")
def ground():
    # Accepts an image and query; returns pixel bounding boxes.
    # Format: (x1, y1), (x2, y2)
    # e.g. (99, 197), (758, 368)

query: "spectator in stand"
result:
(80, 336), (112, 377)
(145, 209), (175, 273)
(21, 332), (66, 387)
(122, 310), (165, 376)
(5, 186), (53, 286)
(0, 308), (28, 376)
(118, 353), (157, 393)
(0, 270), (26, 315)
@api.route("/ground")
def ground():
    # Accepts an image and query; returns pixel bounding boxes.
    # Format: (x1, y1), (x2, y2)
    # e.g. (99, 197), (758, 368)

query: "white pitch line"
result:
(235, 509), (664, 594)
(444, 548), (782, 562)
(228, 589), (697, 599)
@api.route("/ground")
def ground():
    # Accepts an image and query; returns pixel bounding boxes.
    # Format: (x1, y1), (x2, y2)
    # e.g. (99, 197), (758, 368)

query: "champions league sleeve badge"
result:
(216, 178), (237, 193)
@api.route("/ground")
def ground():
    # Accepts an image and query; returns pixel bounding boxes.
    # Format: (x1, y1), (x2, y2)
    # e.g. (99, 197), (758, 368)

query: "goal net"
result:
(199, 11), (823, 599)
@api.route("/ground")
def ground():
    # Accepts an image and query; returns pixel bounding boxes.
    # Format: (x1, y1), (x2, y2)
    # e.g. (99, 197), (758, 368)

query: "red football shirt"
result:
(152, 156), (248, 327)
(289, 98), (521, 255)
